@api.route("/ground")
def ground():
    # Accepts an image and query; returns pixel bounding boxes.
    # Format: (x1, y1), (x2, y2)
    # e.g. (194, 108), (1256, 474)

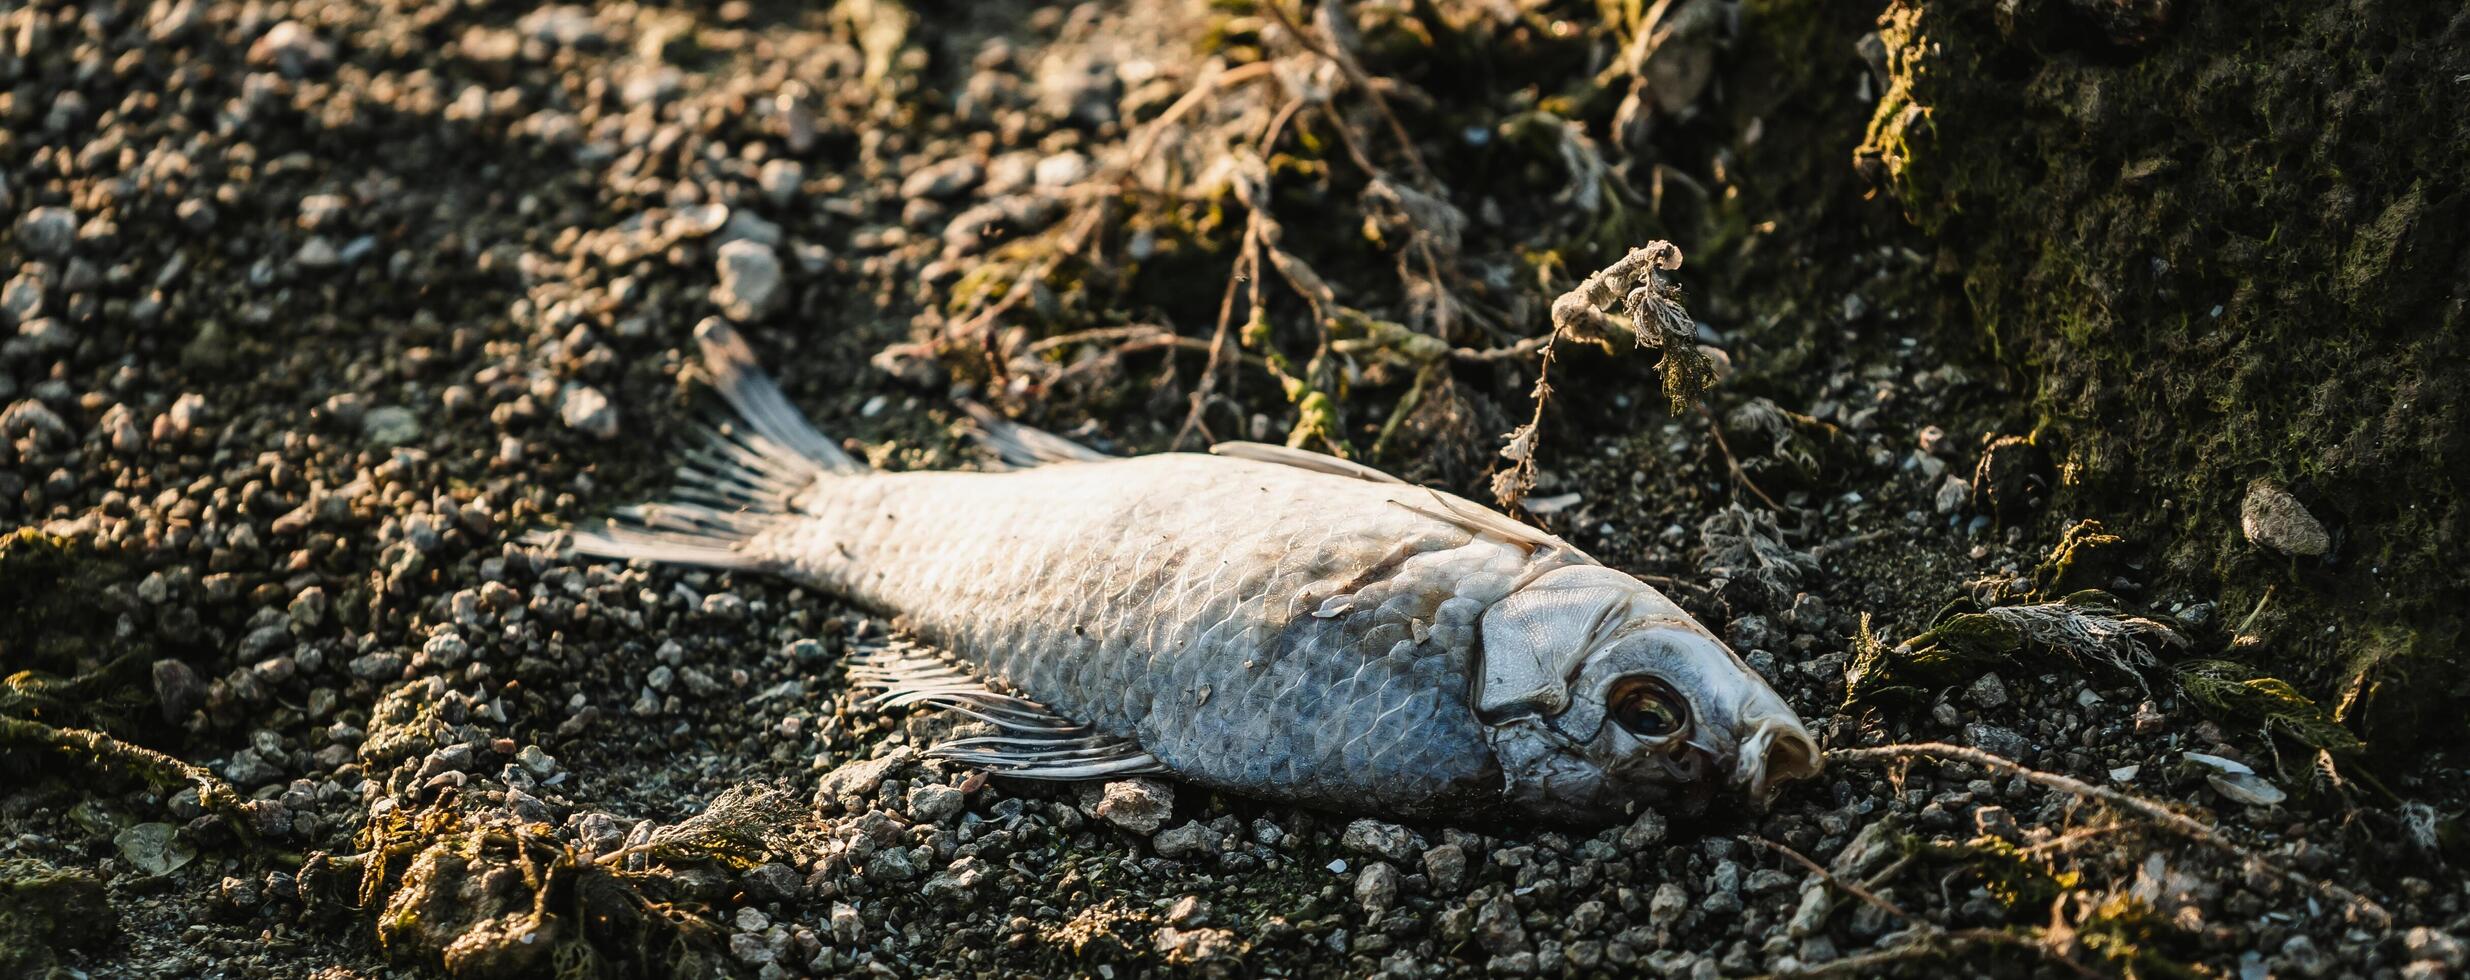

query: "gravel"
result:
(0, 2), (2450, 978)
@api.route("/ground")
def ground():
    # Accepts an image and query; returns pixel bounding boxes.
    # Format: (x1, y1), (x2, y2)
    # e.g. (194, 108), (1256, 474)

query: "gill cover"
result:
(1474, 564), (1698, 720)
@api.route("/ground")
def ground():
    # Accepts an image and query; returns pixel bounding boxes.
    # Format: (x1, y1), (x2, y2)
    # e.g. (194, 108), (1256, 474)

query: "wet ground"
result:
(1, 1), (2463, 977)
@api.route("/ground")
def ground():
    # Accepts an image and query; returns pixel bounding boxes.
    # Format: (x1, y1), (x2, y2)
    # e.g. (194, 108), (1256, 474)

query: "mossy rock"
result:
(0, 857), (117, 976)
(1857, 0), (2470, 745)
(0, 529), (134, 676)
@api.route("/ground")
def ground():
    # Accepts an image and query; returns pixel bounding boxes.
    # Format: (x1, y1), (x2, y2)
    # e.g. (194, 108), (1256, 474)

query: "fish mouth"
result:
(1731, 717), (1824, 800)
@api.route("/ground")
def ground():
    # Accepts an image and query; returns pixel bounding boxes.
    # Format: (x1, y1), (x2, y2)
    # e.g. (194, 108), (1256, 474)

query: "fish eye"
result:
(1609, 676), (1689, 740)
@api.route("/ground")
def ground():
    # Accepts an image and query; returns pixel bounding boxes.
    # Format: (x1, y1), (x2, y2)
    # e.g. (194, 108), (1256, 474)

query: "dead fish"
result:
(546, 320), (1822, 824)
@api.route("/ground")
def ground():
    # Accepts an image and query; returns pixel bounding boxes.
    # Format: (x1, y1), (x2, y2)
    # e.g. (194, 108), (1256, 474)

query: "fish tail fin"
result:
(536, 318), (861, 570)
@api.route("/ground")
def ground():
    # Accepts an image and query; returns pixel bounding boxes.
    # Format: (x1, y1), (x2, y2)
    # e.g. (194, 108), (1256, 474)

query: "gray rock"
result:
(714, 241), (786, 321)
(1648, 882), (1688, 926)
(347, 651), (407, 681)
(2, 399), (69, 448)
(295, 236), (340, 269)
(1034, 151), (1089, 188)
(1421, 843), (1469, 893)
(517, 5), (605, 47)
(1340, 818), (1419, 862)
(1166, 895), (1209, 926)
(361, 406), (420, 447)
(2279, 934), (2327, 977)
(16, 207), (77, 257)
(1973, 805), (2022, 843)
(247, 20), (333, 77)
(559, 384), (619, 439)
(1785, 878), (1832, 937)
(1354, 861), (1400, 915)
(222, 749), (283, 787)
(516, 744), (557, 777)
(152, 659), (204, 721)
(1617, 810), (1668, 850)
(1, 271), (42, 324)
(421, 631), (470, 668)
(1964, 672), (2009, 709)
(907, 783), (965, 824)
(1475, 895), (1529, 954)
(829, 902), (861, 944)
(1934, 475), (1972, 514)
(759, 159), (805, 206)
(239, 625), (292, 659)
(921, 856), (986, 899)
(1962, 722), (2031, 761)
(866, 844), (917, 881)
(166, 393), (208, 440)
(1094, 778), (1173, 834)
(900, 158), (981, 201)
(242, 798), (293, 837)
(729, 931), (775, 966)
(815, 747), (914, 807)
(2241, 479), (2329, 556)
(1152, 821), (1213, 859)
(287, 587), (330, 633)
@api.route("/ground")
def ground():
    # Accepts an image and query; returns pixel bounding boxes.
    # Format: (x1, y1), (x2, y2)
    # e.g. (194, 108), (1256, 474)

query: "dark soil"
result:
(1, 1), (2462, 978)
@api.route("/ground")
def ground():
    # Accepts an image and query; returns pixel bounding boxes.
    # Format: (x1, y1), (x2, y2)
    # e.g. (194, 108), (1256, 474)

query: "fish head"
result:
(1475, 564), (1822, 823)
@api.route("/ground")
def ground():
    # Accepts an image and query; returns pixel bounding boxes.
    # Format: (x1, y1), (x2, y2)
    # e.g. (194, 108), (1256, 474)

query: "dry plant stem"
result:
(1810, 528), (1893, 559)
(1124, 61), (1276, 168)
(1829, 742), (2393, 927)
(1748, 834), (2094, 977)
(1751, 836), (1914, 926)
(1026, 324), (1269, 369)
(1452, 335), (1549, 362)
(1702, 403), (1783, 510)
(1176, 94), (1302, 447)
(1368, 360), (1442, 459)
(1757, 928), (2086, 980)
(959, 62), (1275, 340)
(1262, 0), (1435, 188)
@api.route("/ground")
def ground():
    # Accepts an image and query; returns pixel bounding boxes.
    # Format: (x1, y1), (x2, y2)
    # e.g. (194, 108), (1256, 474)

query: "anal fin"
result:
(847, 642), (1165, 780)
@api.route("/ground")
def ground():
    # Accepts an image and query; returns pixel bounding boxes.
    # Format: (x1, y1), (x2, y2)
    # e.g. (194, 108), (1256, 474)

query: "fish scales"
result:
(552, 319), (1824, 824)
(759, 454), (1554, 814)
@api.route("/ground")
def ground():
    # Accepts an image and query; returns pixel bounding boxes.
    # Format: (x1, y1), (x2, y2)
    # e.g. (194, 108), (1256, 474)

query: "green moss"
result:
(0, 857), (116, 977)
(356, 808), (724, 979)
(0, 529), (135, 675)
(1858, 0), (2470, 744)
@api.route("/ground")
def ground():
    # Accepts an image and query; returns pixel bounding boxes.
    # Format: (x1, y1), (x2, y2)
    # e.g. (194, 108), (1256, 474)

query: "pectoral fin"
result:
(846, 642), (1165, 780)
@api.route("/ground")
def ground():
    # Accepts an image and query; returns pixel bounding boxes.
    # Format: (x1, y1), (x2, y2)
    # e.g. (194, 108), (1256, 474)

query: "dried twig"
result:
(1261, 0), (1435, 188)
(1703, 404), (1783, 510)
(1827, 742), (2392, 927)
(1756, 927), (2090, 980)
(1750, 836), (2103, 980)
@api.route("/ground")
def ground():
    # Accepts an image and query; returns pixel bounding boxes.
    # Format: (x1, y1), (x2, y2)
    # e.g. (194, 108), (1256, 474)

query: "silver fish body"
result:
(773, 453), (1536, 816)
(558, 321), (1821, 824)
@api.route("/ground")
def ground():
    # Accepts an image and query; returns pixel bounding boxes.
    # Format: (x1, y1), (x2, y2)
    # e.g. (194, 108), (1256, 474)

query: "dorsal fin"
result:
(1385, 489), (1578, 554)
(1209, 442), (1405, 483)
(1209, 442), (1576, 553)
(960, 402), (1112, 467)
